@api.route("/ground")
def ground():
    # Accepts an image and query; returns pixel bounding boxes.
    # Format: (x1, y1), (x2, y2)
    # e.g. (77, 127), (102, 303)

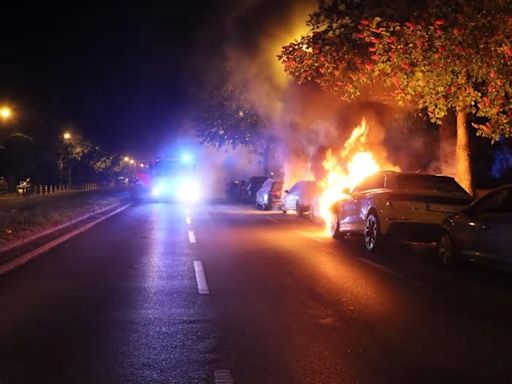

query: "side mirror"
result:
(284, 189), (289, 194)
(342, 187), (351, 195)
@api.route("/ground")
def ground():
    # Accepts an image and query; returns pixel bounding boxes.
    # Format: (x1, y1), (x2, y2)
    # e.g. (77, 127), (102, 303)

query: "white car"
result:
(256, 178), (283, 210)
(330, 171), (472, 252)
(281, 180), (318, 217)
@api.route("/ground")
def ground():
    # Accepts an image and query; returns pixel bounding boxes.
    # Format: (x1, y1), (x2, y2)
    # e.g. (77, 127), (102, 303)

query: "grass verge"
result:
(0, 189), (128, 246)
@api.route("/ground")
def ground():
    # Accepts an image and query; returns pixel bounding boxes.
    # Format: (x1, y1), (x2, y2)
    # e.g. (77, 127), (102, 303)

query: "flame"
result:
(318, 119), (382, 232)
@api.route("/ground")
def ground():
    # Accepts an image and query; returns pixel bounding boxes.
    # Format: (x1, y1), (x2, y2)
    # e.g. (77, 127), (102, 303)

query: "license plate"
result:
(427, 203), (459, 213)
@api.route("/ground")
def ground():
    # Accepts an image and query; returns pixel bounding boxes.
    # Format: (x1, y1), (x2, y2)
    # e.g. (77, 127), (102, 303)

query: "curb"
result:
(0, 201), (127, 254)
(0, 204), (131, 276)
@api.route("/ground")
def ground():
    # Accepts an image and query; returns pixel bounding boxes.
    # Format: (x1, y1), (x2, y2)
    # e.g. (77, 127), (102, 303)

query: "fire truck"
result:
(131, 154), (200, 202)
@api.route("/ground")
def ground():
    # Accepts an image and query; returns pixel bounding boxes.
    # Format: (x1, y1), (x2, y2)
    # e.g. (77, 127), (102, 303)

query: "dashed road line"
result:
(188, 230), (196, 243)
(186, 216), (192, 224)
(193, 260), (210, 295)
(214, 370), (234, 383)
(265, 217), (279, 223)
(359, 258), (424, 287)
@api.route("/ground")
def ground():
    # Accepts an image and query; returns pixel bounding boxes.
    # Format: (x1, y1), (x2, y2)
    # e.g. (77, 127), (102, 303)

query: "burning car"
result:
(329, 171), (472, 252)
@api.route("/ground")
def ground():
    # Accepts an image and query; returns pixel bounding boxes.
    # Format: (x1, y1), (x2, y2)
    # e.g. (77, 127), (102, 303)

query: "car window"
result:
(472, 188), (512, 215)
(262, 179), (272, 189)
(396, 174), (467, 194)
(353, 173), (385, 193)
(288, 183), (299, 193)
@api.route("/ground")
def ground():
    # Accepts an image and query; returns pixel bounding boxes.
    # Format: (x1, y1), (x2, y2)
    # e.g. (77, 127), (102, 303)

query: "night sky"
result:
(1, 2), (219, 155)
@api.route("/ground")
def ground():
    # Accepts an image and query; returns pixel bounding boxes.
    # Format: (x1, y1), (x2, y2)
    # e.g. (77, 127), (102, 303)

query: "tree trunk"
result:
(455, 111), (473, 195)
(439, 113), (456, 176)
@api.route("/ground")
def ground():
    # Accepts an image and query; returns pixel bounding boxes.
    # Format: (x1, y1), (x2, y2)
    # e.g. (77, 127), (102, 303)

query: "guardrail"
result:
(34, 183), (100, 195)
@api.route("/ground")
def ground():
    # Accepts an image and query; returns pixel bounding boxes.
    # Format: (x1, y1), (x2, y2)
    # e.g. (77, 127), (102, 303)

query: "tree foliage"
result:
(279, 0), (418, 100)
(280, 0), (512, 142)
(360, 0), (512, 141)
(197, 67), (266, 150)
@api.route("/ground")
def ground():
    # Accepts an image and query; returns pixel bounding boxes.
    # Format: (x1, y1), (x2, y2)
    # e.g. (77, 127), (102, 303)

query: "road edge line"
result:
(0, 200), (128, 254)
(0, 204), (131, 276)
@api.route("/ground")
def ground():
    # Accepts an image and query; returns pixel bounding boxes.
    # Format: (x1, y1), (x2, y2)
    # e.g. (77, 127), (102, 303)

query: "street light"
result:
(123, 156), (130, 162)
(129, 159), (135, 165)
(63, 131), (72, 140)
(0, 106), (12, 123)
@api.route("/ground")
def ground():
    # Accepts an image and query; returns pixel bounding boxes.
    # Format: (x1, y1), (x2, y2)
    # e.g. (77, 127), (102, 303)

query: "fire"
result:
(318, 119), (382, 232)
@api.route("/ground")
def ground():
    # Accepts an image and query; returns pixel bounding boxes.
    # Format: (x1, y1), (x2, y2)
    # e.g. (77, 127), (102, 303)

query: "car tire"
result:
(296, 201), (304, 217)
(330, 213), (342, 239)
(364, 212), (385, 253)
(436, 233), (456, 265)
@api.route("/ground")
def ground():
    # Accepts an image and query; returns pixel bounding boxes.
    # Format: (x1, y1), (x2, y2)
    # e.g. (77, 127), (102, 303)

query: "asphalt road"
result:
(1, 202), (512, 383)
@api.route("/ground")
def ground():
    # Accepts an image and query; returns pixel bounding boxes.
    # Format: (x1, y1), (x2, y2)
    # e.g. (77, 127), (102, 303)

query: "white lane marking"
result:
(188, 230), (196, 243)
(296, 230), (323, 243)
(265, 217), (279, 223)
(0, 204), (131, 276)
(214, 370), (234, 383)
(193, 261), (210, 295)
(359, 258), (424, 287)
(186, 216), (192, 224)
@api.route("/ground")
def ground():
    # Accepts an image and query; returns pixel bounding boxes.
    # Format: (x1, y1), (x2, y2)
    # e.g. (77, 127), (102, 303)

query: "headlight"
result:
(177, 178), (201, 203)
(151, 181), (170, 197)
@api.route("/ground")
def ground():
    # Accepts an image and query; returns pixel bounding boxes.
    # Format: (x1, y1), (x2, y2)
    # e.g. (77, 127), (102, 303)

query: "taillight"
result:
(271, 191), (281, 200)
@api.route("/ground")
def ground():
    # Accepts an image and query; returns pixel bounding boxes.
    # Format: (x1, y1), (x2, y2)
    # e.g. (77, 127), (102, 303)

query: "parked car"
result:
(256, 178), (284, 210)
(329, 171), (472, 252)
(245, 176), (267, 203)
(436, 184), (512, 265)
(227, 179), (246, 202)
(281, 180), (319, 217)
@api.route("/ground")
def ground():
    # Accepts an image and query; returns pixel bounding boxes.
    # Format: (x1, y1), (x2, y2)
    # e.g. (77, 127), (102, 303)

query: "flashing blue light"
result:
(180, 152), (193, 164)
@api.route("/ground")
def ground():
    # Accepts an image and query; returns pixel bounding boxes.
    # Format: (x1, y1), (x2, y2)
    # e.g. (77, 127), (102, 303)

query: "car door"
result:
(461, 187), (512, 260)
(474, 187), (512, 261)
(340, 174), (385, 233)
(285, 183), (299, 211)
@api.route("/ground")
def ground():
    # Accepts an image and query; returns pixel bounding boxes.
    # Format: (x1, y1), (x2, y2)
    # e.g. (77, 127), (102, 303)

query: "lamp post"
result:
(60, 131), (74, 186)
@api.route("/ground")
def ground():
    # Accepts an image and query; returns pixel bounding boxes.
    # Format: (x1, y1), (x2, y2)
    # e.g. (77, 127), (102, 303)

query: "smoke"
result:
(195, 0), (443, 195)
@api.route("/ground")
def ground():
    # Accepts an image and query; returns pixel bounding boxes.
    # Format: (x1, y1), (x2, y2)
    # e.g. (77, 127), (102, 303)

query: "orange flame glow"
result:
(318, 119), (383, 232)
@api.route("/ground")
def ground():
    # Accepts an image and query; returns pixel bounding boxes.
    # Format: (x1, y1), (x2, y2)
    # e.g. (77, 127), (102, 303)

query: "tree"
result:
(279, 0), (420, 100)
(197, 69), (276, 175)
(357, 0), (512, 192)
(198, 80), (265, 150)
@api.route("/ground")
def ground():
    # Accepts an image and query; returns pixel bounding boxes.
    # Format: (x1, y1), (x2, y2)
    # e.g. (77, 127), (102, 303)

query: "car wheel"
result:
(329, 214), (342, 239)
(364, 212), (383, 252)
(436, 233), (455, 265)
(296, 201), (304, 217)
(309, 207), (315, 221)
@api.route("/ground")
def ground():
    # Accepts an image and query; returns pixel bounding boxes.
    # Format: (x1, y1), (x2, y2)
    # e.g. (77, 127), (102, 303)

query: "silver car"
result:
(330, 171), (472, 252)
(437, 184), (512, 265)
(256, 178), (283, 210)
(281, 180), (318, 217)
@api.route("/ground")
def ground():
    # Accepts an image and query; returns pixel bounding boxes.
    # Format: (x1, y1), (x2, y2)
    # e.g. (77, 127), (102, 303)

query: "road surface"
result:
(1, 202), (511, 383)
